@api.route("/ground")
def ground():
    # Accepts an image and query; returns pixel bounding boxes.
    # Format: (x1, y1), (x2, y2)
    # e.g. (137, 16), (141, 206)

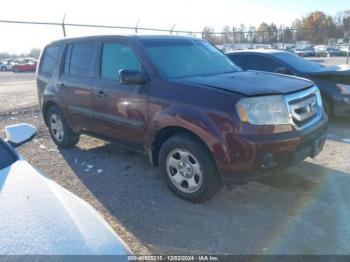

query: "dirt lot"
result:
(305, 56), (349, 66)
(1, 62), (350, 255)
(0, 72), (37, 113)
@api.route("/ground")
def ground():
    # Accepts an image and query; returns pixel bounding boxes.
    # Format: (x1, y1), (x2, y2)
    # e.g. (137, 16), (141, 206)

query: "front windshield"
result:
(272, 52), (322, 73)
(140, 38), (240, 78)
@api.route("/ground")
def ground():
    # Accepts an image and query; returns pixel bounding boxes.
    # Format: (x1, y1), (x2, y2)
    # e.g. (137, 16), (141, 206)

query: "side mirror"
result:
(119, 69), (147, 85)
(274, 67), (287, 74)
(5, 123), (37, 148)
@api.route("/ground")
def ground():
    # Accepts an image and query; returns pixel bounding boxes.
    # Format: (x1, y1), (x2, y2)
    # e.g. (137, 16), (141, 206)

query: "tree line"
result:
(203, 10), (350, 45)
(0, 48), (41, 60)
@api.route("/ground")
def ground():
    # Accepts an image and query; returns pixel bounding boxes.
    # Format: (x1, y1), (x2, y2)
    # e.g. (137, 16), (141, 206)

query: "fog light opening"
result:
(262, 153), (278, 169)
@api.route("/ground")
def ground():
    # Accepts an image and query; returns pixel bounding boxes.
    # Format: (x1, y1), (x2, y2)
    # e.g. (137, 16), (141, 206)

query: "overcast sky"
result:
(0, 0), (349, 53)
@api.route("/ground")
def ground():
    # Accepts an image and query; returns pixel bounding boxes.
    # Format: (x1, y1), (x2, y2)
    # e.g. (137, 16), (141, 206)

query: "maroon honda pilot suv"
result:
(37, 35), (327, 202)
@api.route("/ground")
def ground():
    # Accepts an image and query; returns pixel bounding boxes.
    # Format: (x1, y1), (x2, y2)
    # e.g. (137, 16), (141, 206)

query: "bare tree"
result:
(28, 48), (41, 59)
(202, 26), (219, 44)
(220, 25), (232, 44)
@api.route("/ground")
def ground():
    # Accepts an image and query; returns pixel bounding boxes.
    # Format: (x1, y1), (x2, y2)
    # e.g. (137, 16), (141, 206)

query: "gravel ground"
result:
(0, 72), (37, 113)
(1, 62), (350, 255)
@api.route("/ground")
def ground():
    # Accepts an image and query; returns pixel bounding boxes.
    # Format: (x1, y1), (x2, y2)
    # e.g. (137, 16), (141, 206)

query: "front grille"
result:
(290, 94), (317, 125)
(284, 86), (323, 129)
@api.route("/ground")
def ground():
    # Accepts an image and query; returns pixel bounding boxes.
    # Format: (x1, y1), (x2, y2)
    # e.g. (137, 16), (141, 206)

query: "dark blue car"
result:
(226, 50), (350, 118)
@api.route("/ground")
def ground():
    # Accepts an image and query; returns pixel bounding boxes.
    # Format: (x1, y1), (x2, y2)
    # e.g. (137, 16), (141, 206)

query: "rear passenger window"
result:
(101, 43), (142, 81)
(40, 45), (60, 75)
(245, 55), (281, 72)
(64, 42), (96, 77)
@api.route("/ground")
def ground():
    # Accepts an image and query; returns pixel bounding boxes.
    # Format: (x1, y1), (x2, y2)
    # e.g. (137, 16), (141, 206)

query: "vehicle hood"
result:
(309, 64), (350, 76)
(0, 160), (131, 255)
(178, 71), (313, 96)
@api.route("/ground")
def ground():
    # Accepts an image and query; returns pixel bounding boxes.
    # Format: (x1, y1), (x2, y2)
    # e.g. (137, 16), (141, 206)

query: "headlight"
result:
(336, 84), (350, 94)
(236, 95), (291, 125)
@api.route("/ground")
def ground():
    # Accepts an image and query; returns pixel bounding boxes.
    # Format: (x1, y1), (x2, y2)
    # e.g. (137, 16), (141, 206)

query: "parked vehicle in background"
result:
(0, 60), (11, 71)
(293, 46), (315, 57)
(0, 123), (131, 256)
(11, 60), (37, 72)
(226, 49), (350, 117)
(338, 44), (350, 55)
(315, 46), (342, 57)
(37, 35), (327, 202)
(284, 45), (296, 52)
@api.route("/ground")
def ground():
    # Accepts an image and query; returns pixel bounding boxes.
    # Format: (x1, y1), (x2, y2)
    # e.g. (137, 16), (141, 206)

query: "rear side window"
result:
(64, 42), (96, 77)
(245, 55), (282, 72)
(101, 43), (142, 81)
(228, 54), (244, 68)
(40, 45), (60, 75)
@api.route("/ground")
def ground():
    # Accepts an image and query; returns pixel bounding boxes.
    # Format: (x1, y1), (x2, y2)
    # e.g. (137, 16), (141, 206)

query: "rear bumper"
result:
(218, 113), (328, 180)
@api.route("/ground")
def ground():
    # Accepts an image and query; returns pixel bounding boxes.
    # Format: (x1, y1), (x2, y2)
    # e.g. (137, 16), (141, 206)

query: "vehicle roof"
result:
(47, 34), (198, 46)
(226, 49), (287, 55)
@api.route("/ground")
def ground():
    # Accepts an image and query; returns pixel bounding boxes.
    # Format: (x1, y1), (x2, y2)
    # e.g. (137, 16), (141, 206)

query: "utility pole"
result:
(250, 29), (253, 49)
(61, 13), (66, 37)
(135, 19), (140, 33)
(282, 25), (285, 50)
(347, 40), (350, 64)
(232, 27), (235, 50)
(170, 24), (176, 35)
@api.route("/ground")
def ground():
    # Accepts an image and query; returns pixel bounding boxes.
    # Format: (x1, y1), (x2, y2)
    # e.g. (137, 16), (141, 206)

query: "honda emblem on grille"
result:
(290, 95), (317, 122)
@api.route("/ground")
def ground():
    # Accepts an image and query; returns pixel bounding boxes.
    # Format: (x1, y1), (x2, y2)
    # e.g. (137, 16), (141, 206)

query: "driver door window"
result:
(93, 42), (146, 145)
(101, 43), (142, 81)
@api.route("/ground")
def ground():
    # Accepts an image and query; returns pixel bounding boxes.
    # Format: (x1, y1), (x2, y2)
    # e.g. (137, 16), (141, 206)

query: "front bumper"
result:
(218, 113), (328, 180)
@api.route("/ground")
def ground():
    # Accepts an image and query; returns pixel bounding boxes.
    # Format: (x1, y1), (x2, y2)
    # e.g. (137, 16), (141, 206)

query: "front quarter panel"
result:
(145, 79), (244, 173)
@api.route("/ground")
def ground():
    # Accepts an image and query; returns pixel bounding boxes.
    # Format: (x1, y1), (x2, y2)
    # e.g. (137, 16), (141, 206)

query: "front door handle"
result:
(96, 90), (107, 98)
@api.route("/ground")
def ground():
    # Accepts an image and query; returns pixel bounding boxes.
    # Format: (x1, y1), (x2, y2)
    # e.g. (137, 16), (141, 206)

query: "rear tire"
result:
(46, 106), (80, 148)
(159, 134), (222, 202)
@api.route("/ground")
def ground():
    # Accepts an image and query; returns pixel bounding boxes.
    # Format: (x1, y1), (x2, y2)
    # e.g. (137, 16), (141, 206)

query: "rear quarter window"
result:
(40, 45), (61, 75)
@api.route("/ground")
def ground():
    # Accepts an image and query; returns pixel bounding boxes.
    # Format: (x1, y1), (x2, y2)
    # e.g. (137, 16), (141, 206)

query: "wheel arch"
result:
(150, 126), (217, 167)
(42, 100), (59, 124)
(320, 91), (333, 116)
(42, 99), (70, 127)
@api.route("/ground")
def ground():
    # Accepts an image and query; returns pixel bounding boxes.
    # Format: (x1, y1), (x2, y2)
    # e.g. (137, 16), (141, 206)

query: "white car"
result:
(0, 124), (131, 256)
(0, 61), (11, 71)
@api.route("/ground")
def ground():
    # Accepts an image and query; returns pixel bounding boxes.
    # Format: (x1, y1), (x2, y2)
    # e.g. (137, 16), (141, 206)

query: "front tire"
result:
(46, 106), (80, 148)
(159, 134), (222, 202)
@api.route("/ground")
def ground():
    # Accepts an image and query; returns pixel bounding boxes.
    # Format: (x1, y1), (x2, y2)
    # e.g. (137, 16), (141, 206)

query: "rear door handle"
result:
(95, 90), (107, 98)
